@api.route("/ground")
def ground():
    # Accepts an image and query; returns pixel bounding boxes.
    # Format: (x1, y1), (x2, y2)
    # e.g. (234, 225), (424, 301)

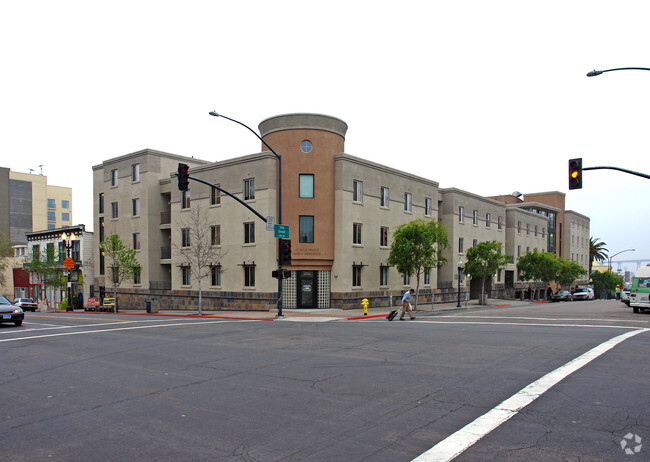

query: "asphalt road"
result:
(2, 300), (648, 461)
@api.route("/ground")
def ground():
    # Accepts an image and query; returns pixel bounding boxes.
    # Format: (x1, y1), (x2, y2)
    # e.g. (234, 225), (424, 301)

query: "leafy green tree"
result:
(517, 250), (560, 293)
(99, 234), (139, 312)
(557, 258), (587, 289)
(464, 241), (511, 304)
(387, 218), (448, 308)
(590, 271), (624, 299)
(28, 244), (66, 310)
(589, 237), (608, 274)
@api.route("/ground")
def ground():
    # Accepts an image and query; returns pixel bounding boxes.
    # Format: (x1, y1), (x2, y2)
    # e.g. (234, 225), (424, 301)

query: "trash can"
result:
(146, 299), (151, 313)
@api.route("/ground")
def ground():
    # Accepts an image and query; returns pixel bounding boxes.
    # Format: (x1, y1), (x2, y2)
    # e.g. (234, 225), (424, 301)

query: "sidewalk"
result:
(113, 297), (543, 321)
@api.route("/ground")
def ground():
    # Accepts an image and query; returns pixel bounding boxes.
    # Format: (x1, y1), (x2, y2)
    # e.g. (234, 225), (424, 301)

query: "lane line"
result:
(412, 328), (649, 462)
(434, 315), (647, 323)
(412, 320), (643, 330)
(0, 319), (253, 343)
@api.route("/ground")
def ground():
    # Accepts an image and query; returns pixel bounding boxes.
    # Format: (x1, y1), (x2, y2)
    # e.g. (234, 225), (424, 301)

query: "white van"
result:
(630, 264), (650, 313)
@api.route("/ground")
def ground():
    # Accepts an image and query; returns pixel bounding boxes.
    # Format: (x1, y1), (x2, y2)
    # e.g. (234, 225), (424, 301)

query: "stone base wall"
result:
(102, 287), (277, 312)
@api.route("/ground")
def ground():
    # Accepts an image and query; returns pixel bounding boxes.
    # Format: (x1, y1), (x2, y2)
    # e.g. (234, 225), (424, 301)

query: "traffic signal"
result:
(568, 158), (582, 190)
(177, 163), (190, 191)
(278, 239), (291, 266)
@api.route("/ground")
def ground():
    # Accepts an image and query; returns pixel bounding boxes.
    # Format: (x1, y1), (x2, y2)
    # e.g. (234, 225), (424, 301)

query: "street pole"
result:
(456, 266), (462, 308)
(209, 112), (285, 317)
(61, 232), (75, 311)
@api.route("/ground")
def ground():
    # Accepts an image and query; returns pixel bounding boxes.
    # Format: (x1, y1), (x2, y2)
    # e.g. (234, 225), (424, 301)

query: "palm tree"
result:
(589, 237), (608, 274)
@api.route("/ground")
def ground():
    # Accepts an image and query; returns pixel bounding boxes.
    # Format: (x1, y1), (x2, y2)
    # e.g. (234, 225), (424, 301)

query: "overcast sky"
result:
(2, 1), (648, 273)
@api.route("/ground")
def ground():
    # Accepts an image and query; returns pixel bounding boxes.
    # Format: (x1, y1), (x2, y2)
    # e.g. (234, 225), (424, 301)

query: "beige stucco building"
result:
(91, 114), (591, 310)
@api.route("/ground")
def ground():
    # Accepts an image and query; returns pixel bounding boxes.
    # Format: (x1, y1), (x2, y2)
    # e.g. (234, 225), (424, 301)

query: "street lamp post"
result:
(587, 67), (650, 77)
(457, 265), (463, 308)
(209, 112), (285, 317)
(61, 232), (76, 311)
(608, 249), (635, 273)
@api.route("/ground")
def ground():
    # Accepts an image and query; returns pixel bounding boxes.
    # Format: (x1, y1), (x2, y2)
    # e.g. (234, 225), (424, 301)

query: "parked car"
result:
(13, 298), (38, 312)
(1, 295), (24, 327)
(572, 287), (595, 301)
(620, 283), (632, 306)
(550, 290), (573, 302)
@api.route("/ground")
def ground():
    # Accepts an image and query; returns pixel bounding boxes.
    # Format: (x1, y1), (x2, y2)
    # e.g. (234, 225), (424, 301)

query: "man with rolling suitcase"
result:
(399, 288), (415, 320)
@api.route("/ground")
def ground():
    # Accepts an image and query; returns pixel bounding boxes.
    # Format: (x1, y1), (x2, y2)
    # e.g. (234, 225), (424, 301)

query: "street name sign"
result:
(274, 224), (289, 239)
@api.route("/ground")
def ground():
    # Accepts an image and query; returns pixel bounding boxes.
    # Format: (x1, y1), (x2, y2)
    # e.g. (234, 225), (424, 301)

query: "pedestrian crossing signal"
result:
(569, 158), (582, 190)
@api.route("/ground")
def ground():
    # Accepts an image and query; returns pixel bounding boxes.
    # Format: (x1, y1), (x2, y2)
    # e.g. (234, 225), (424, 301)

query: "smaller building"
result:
(24, 225), (94, 309)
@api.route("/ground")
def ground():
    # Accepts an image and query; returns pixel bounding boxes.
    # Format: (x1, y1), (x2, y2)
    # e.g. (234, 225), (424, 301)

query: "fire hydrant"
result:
(361, 298), (369, 316)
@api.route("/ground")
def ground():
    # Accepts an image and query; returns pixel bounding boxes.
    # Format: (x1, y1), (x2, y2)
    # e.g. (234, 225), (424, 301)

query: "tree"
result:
(464, 241), (511, 304)
(517, 250), (561, 297)
(174, 205), (226, 315)
(589, 237), (608, 274)
(0, 232), (13, 286)
(99, 234), (139, 312)
(557, 258), (587, 289)
(590, 271), (624, 299)
(387, 218), (448, 308)
(28, 244), (66, 310)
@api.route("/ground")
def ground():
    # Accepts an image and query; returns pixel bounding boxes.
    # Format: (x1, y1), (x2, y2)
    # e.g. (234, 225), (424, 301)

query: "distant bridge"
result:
(610, 259), (650, 271)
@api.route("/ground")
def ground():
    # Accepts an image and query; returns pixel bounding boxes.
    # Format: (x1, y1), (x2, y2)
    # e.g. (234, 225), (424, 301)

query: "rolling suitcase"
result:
(386, 309), (399, 321)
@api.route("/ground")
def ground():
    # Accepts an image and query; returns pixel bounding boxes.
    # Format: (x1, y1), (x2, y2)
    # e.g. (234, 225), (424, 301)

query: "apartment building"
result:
(0, 167), (73, 245)
(92, 114), (591, 310)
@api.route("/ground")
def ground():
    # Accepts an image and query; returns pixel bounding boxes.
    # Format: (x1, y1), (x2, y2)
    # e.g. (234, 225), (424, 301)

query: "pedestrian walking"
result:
(399, 288), (415, 320)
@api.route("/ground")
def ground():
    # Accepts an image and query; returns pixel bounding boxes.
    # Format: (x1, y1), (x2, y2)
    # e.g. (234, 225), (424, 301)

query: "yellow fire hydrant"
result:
(361, 298), (369, 316)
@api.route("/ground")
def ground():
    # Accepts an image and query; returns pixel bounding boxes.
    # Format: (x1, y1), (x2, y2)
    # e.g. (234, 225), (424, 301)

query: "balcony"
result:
(160, 246), (171, 260)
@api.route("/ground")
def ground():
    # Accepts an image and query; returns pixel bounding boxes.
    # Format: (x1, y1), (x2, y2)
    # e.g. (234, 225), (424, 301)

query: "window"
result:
(517, 245), (521, 257)
(425, 198), (432, 216)
(211, 225), (221, 246)
(133, 232), (141, 250)
(459, 206), (464, 223)
(459, 237), (464, 253)
(380, 226), (388, 247)
(244, 178), (255, 200)
(299, 216), (314, 243)
(111, 169), (118, 187)
(352, 265), (362, 287)
(181, 228), (191, 247)
(181, 190), (190, 209)
(380, 266), (389, 286)
(111, 202), (118, 219)
(424, 268), (431, 285)
(99, 217), (104, 242)
(244, 265), (255, 287)
(404, 193), (412, 212)
(353, 180), (363, 203)
(132, 163), (140, 182)
(133, 266), (141, 285)
(299, 174), (314, 198)
(517, 221), (522, 234)
(498, 216), (503, 230)
(32, 245), (40, 261)
(71, 241), (81, 262)
(211, 265), (222, 286)
(526, 223), (530, 235)
(182, 266), (191, 286)
(211, 185), (221, 205)
(486, 213), (491, 228)
(47, 224), (55, 229)
(62, 200), (70, 209)
(300, 140), (313, 153)
(535, 225), (538, 237)
(353, 223), (362, 245)
(244, 222), (255, 244)
(47, 198), (56, 209)
(380, 187), (389, 207)
(473, 239), (478, 248)
(132, 198), (140, 216)
(403, 273), (410, 285)
(473, 210), (478, 225)
(99, 193), (104, 214)
(47, 211), (56, 221)
(60, 212), (69, 222)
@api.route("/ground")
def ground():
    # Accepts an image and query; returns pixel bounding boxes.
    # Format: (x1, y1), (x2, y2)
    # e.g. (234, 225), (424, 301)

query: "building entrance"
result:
(297, 271), (317, 308)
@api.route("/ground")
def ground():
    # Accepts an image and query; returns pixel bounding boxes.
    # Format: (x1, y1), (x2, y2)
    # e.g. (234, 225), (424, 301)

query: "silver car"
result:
(572, 287), (595, 301)
(621, 283), (632, 306)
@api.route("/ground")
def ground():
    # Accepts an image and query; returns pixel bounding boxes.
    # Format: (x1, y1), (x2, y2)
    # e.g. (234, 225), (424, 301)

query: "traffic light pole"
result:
(583, 166), (650, 180)
(208, 112), (285, 317)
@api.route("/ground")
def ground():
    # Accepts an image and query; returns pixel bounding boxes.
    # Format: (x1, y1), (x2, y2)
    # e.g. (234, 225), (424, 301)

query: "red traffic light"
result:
(278, 239), (291, 266)
(177, 163), (190, 191)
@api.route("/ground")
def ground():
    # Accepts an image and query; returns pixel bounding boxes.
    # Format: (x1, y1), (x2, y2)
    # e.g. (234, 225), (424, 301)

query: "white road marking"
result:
(411, 328), (649, 462)
(413, 320), (642, 330)
(0, 319), (253, 343)
(275, 317), (339, 322)
(435, 315), (647, 323)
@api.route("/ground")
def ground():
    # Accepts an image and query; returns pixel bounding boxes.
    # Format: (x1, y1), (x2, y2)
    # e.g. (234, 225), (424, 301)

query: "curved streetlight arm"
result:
(607, 248), (635, 273)
(587, 67), (650, 77)
(209, 112), (281, 161)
